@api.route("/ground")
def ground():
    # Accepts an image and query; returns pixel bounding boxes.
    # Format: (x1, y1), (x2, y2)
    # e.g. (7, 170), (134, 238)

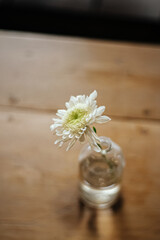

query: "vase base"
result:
(79, 182), (121, 209)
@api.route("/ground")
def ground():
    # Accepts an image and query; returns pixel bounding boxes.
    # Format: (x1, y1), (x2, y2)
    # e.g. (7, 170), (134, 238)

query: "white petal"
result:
(58, 109), (66, 114)
(85, 127), (101, 152)
(88, 118), (95, 124)
(65, 102), (70, 109)
(75, 134), (81, 139)
(66, 138), (77, 151)
(81, 126), (87, 132)
(55, 137), (70, 145)
(86, 133), (101, 152)
(95, 116), (111, 123)
(56, 129), (64, 136)
(87, 112), (96, 124)
(50, 124), (55, 131)
(62, 135), (68, 139)
(68, 96), (77, 107)
(59, 142), (64, 147)
(77, 95), (83, 103)
(56, 109), (66, 117)
(69, 134), (74, 138)
(50, 123), (62, 131)
(96, 106), (105, 116)
(89, 90), (97, 101)
(86, 114), (92, 123)
(54, 139), (62, 144)
(92, 109), (97, 116)
(86, 126), (100, 143)
(63, 130), (70, 135)
(56, 132), (64, 136)
(70, 96), (77, 102)
(80, 95), (85, 103)
(52, 118), (63, 124)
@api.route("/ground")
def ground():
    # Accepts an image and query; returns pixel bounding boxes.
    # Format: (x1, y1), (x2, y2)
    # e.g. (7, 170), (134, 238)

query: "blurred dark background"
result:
(0, 0), (160, 44)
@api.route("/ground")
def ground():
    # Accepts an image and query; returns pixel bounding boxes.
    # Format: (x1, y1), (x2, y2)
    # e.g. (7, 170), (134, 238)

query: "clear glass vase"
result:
(79, 136), (125, 209)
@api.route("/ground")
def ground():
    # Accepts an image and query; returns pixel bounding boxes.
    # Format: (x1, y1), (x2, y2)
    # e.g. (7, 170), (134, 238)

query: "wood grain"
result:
(0, 108), (160, 240)
(0, 31), (160, 119)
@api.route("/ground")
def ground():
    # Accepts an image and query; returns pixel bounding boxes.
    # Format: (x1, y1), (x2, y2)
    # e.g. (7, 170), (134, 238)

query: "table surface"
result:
(0, 31), (160, 240)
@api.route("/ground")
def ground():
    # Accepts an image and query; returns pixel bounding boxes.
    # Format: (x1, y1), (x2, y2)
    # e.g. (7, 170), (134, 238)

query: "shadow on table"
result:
(78, 193), (124, 236)
(55, 184), (132, 239)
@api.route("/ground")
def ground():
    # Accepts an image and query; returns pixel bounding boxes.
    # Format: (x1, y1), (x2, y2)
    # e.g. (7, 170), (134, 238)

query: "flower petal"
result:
(80, 95), (85, 103)
(65, 102), (70, 109)
(86, 126), (100, 143)
(86, 134), (101, 152)
(56, 109), (66, 117)
(50, 123), (62, 131)
(96, 106), (105, 116)
(77, 95), (83, 103)
(54, 139), (62, 144)
(69, 96), (77, 107)
(89, 90), (97, 101)
(55, 128), (64, 136)
(59, 141), (64, 147)
(66, 138), (77, 151)
(85, 127), (101, 152)
(95, 116), (111, 123)
(52, 118), (63, 124)
(55, 137), (70, 146)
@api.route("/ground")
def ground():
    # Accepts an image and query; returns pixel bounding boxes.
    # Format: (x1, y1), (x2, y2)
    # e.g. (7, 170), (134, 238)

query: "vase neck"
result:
(99, 136), (112, 155)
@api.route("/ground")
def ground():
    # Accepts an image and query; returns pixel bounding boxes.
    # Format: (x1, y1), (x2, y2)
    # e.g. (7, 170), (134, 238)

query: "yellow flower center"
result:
(63, 107), (89, 133)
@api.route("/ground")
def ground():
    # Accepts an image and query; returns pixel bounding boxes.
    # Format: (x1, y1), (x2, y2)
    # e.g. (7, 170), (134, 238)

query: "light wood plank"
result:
(0, 108), (160, 240)
(0, 31), (160, 120)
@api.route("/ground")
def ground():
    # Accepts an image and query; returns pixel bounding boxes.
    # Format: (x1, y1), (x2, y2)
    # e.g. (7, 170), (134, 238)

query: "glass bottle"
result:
(79, 136), (125, 209)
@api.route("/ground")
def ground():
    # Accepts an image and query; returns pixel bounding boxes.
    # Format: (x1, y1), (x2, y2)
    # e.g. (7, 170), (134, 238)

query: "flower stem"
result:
(93, 126), (114, 169)
(102, 153), (114, 169)
(97, 143), (114, 169)
(97, 143), (102, 149)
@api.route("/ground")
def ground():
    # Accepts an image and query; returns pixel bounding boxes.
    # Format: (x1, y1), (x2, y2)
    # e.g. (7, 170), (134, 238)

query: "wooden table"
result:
(0, 31), (160, 240)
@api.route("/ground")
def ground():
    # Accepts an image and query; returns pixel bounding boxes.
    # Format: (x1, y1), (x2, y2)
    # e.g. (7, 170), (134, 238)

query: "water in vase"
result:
(79, 138), (125, 209)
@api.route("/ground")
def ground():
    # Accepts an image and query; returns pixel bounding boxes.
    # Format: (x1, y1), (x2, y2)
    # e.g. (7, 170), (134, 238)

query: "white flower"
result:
(50, 90), (111, 152)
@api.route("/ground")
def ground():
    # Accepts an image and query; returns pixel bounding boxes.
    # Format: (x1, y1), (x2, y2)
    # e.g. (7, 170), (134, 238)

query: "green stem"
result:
(93, 126), (114, 169)
(98, 143), (114, 169)
(102, 153), (114, 169)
